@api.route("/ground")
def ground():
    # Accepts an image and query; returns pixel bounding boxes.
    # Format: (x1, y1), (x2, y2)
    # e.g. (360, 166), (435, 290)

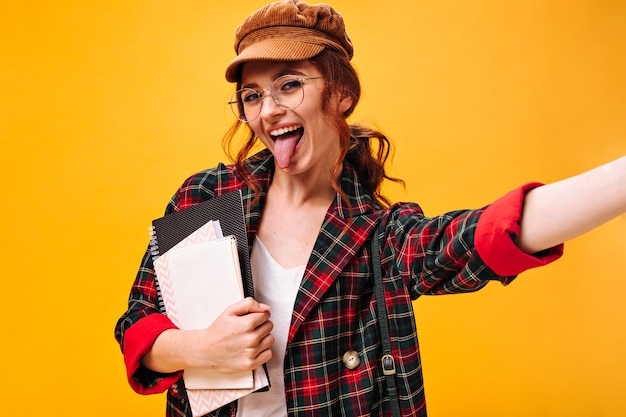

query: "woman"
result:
(114, 1), (626, 416)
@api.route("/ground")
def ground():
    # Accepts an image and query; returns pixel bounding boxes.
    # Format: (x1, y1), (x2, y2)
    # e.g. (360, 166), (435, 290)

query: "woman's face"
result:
(240, 60), (351, 176)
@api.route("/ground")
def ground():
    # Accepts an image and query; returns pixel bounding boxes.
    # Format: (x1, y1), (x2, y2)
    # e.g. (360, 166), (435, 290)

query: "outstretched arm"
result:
(517, 156), (626, 254)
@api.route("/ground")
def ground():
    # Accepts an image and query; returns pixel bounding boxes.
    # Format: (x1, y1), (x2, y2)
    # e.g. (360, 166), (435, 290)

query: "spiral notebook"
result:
(149, 190), (254, 300)
(148, 190), (270, 416)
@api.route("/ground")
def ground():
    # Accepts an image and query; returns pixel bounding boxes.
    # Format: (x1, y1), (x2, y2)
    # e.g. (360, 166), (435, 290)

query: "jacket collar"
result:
(243, 149), (380, 218)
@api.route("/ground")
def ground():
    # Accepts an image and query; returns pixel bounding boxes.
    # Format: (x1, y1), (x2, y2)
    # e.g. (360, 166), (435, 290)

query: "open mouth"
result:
(269, 125), (303, 140)
(269, 125), (304, 168)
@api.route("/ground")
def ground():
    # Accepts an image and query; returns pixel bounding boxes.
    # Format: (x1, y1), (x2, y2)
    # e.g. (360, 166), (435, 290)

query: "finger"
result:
(227, 297), (271, 316)
(250, 334), (274, 366)
(254, 347), (273, 367)
(257, 332), (275, 352)
(255, 319), (274, 335)
(236, 314), (272, 336)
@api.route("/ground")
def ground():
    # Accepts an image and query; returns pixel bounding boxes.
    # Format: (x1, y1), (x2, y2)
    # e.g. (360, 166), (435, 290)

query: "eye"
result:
(278, 78), (303, 93)
(240, 89), (261, 104)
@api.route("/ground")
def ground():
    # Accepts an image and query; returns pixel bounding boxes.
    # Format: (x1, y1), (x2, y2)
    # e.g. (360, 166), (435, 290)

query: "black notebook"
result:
(149, 189), (254, 300)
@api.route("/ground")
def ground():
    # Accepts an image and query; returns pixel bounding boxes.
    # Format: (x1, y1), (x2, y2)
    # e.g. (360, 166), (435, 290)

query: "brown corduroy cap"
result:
(225, 0), (353, 82)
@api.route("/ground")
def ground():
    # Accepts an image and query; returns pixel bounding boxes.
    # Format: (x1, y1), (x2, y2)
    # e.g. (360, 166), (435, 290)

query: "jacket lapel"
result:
(288, 164), (382, 344)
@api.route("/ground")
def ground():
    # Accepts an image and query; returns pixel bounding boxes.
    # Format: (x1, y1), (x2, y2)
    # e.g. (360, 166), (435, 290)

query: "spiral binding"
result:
(148, 225), (160, 261)
(148, 225), (166, 314)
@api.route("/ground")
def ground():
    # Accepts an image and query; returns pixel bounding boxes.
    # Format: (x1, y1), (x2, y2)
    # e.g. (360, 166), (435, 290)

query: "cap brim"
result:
(225, 39), (325, 83)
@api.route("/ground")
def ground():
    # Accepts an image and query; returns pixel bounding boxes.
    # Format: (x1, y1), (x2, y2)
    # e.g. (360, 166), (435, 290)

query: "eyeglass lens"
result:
(229, 75), (308, 122)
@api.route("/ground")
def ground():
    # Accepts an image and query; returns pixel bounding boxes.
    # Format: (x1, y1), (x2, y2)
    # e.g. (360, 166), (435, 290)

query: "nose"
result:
(259, 90), (285, 120)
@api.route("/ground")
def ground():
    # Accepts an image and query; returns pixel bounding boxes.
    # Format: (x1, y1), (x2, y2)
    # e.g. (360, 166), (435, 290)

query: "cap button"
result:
(342, 350), (360, 370)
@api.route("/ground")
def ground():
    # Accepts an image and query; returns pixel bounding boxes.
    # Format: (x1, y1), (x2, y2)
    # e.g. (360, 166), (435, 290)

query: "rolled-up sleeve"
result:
(475, 182), (564, 277)
(123, 313), (182, 394)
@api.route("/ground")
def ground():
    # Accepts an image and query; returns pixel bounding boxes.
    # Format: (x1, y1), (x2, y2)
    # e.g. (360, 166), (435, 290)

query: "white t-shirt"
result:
(236, 237), (305, 417)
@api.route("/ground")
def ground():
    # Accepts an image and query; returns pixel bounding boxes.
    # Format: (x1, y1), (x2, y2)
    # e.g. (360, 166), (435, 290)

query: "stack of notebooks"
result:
(149, 190), (270, 416)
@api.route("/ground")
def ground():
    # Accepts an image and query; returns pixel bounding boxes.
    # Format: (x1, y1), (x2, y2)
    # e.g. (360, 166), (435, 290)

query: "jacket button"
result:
(343, 350), (360, 369)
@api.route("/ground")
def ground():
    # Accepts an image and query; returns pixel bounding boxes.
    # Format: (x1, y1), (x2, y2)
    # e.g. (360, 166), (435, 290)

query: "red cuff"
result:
(475, 182), (564, 277)
(123, 313), (182, 394)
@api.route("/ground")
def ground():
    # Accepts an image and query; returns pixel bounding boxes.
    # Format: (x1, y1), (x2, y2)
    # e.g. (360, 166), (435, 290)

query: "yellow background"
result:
(2, 1), (625, 416)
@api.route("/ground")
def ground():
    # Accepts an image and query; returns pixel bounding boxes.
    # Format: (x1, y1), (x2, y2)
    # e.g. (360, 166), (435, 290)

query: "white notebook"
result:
(154, 229), (252, 390)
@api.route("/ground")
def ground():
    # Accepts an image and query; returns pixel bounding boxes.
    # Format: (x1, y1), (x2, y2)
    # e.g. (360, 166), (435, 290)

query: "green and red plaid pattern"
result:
(115, 149), (562, 417)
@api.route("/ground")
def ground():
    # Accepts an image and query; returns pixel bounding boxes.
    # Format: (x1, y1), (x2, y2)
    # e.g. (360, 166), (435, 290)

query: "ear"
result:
(337, 91), (354, 115)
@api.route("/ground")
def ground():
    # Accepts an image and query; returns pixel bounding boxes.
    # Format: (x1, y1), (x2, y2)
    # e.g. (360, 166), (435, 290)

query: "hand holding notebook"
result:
(149, 190), (270, 416)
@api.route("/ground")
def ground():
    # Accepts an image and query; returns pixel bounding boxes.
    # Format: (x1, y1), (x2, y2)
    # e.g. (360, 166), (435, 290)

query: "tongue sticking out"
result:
(273, 130), (302, 169)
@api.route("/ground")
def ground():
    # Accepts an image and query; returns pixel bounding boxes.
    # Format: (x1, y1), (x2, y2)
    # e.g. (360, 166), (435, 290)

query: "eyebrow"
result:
(241, 69), (308, 90)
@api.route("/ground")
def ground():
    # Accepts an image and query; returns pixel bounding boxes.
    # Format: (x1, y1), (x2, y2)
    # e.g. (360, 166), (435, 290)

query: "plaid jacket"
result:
(115, 149), (562, 417)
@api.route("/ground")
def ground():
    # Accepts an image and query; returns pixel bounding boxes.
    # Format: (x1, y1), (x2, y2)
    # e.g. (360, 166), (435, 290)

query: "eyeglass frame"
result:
(228, 75), (324, 122)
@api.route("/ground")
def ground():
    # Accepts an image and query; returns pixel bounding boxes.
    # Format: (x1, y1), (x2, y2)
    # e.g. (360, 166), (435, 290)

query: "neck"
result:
(269, 164), (340, 208)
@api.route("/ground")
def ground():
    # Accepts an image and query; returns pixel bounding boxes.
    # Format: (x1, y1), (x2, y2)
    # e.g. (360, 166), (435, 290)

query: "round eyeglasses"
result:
(229, 75), (324, 122)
